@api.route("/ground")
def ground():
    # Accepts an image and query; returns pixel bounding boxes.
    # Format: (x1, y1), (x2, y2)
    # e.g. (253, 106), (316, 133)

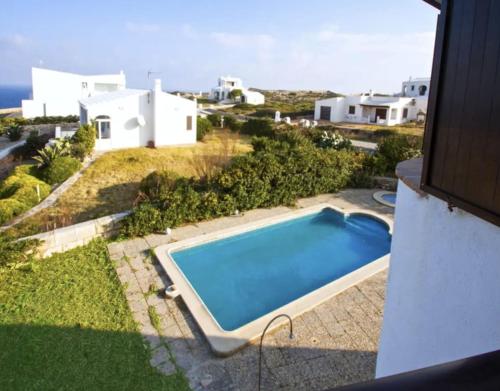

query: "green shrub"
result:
(240, 118), (274, 137)
(38, 156), (81, 185)
(206, 113), (221, 127)
(12, 131), (51, 160)
(121, 132), (367, 237)
(0, 233), (40, 267)
(6, 124), (23, 141)
(223, 115), (242, 132)
(139, 170), (180, 200)
(70, 142), (88, 161)
(71, 124), (95, 156)
(373, 135), (423, 176)
(34, 139), (72, 168)
(0, 165), (51, 224)
(196, 117), (213, 141)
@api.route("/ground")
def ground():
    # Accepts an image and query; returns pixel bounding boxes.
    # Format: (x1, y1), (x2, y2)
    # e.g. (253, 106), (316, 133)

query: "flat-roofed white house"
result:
(209, 76), (265, 105)
(314, 78), (429, 126)
(22, 67), (126, 118)
(79, 79), (197, 151)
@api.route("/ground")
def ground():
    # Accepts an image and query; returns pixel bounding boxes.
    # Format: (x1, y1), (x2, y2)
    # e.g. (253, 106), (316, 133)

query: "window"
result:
(419, 85), (428, 96)
(82, 82), (88, 89)
(390, 108), (398, 120)
(95, 115), (111, 139)
(411, 85), (415, 91)
(348, 105), (356, 115)
(186, 116), (193, 131)
(403, 108), (408, 119)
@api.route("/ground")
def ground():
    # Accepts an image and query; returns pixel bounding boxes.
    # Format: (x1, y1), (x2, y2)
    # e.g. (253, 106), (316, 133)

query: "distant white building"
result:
(209, 76), (265, 105)
(314, 77), (430, 126)
(79, 79), (197, 151)
(22, 67), (126, 118)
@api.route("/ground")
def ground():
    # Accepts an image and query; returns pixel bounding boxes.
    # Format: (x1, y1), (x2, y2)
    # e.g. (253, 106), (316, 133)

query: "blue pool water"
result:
(171, 209), (391, 331)
(382, 193), (397, 205)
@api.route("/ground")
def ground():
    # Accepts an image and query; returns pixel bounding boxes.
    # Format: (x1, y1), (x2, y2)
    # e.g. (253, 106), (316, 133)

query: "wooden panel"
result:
(320, 106), (331, 121)
(422, 0), (500, 227)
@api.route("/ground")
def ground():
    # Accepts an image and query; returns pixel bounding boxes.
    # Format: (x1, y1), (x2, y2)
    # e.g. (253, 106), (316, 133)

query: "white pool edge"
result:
(373, 190), (397, 208)
(154, 203), (393, 356)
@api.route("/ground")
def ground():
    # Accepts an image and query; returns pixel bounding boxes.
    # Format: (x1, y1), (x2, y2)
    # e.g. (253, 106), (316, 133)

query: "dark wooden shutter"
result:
(422, 0), (500, 227)
(320, 106), (331, 120)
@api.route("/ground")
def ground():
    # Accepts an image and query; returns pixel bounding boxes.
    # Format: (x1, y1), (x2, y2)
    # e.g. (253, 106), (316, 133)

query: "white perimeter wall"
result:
(86, 92), (154, 151)
(376, 180), (500, 377)
(153, 91), (197, 146)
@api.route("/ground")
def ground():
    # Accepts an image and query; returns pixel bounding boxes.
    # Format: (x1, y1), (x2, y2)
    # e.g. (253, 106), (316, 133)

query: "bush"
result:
(37, 156), (81, 185)
(373, 135), (422, 176)
(223, 115), (242, 132)
(70, 142), (88, 161)
(11, 131), (51, 160)
(34, 139), (72, 168)
(0, 233), (40, 267)
(196, 117), (213, 141)
(6, 125), (23, 141)
(139, 170), (180, 200)
(0, 165), (51, 224)
(240, 118), (274, 137)
(206, 113), (221, 127)
(121, 132), (366, 237)
(71, 124), (95, 156)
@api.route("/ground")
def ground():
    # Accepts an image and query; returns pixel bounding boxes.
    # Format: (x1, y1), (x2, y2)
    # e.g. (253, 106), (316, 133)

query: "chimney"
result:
(154, 79), (162, 92)
(369, 89), (374, 98)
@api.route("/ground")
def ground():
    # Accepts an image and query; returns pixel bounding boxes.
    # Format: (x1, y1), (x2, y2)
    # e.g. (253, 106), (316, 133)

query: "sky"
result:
(0, 0), (439, 94)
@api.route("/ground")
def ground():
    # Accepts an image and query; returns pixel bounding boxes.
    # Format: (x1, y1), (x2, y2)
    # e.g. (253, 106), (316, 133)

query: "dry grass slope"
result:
(9, 130), (252, 237)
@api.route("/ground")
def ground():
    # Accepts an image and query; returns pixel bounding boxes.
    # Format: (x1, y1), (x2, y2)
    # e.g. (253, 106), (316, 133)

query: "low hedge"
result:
(0, 165), (51, 225)
(37, 156), (81, 185)
(121, 132), (371, 237)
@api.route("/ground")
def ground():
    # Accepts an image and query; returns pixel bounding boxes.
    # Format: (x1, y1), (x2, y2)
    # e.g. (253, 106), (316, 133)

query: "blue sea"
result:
(0, 86), (31, 109)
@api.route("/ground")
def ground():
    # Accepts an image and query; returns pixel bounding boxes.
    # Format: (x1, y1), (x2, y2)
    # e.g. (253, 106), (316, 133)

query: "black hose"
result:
(258, 314), (294, 391)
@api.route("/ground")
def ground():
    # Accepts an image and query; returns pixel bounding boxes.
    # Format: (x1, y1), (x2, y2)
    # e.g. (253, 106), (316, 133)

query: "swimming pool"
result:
(155, 204), (392, 355)
(373, 191), (397, 207)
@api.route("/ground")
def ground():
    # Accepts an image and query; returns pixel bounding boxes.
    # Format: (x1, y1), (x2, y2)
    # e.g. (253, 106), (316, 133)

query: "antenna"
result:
(147, 70), (161, 79)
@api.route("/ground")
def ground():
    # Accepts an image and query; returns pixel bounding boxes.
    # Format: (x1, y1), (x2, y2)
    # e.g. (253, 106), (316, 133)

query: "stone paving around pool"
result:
(108, 189), (393, 390)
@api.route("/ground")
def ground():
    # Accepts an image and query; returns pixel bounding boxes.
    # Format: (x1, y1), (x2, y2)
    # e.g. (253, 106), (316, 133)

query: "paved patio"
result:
(108, 189), (393, 390)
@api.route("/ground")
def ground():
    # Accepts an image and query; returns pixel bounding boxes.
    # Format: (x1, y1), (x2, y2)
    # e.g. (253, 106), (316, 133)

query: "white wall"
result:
(153, 85), (197, 146)
(22, 67), (125, 118)
(402, 79), (430, 98)
(85, 92), (154, 151)
(376, 180), (500, 378)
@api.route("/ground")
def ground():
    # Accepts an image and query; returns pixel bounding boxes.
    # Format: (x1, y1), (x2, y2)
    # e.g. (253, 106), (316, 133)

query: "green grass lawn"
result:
(0, 239), (189, 391)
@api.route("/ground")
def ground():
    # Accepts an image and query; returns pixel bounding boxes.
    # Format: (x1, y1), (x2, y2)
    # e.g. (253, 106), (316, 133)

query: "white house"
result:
(79, 79), (197, 151)
(314, 78), (429, 126)
(400, 77), (431, 98)
(209, 76), (265, 105)
(22, 67), (126, 118)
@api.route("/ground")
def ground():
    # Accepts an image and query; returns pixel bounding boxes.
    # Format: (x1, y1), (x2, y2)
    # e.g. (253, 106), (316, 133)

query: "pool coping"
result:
(373, 191), (397, 208)
(154, 203), (393, 356)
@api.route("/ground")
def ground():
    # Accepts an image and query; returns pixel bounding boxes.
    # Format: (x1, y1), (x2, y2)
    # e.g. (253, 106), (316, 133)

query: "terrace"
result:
(108, 190), (393, 390)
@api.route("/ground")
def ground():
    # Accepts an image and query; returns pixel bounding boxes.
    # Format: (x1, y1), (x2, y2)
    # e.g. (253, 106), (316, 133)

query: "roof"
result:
(422, 0), (441, 9)
(80, 89), (148, 106)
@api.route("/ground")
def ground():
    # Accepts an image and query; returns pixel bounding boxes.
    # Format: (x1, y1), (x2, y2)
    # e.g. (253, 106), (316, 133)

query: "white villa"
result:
(314, 77), (430, 126)
(209, 76), (265, 105)
(79, 79), (197, 151)
(22, 67), (126, 118)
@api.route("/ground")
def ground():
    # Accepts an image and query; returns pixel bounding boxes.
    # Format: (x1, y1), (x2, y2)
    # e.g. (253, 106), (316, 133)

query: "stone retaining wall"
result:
(25, 211), (130, 257)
